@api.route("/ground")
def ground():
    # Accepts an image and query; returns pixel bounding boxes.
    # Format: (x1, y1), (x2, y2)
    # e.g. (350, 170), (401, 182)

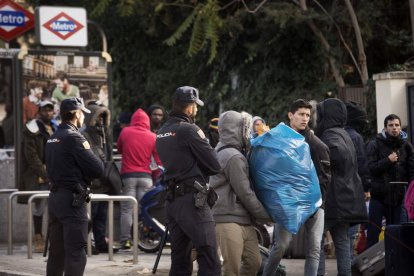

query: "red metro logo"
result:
(42, 12), (84, 40)
(0, 0), (34, 42)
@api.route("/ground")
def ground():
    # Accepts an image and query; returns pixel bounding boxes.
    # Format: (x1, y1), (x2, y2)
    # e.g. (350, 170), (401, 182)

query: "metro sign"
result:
(43, 12), (84, 40)
(0, 0), (34, 42)
(36, 6), (87, 47)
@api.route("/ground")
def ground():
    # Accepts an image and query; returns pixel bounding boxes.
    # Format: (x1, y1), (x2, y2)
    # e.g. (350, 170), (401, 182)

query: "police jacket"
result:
(366, 130), (414, 204)
(45, 122), (104, 190)
(156, 111), (220, 184)
(316, 98), (368, 224)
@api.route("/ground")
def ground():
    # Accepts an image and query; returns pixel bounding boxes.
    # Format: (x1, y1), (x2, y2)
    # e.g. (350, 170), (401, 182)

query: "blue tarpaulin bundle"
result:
(249, 123), (322, 234)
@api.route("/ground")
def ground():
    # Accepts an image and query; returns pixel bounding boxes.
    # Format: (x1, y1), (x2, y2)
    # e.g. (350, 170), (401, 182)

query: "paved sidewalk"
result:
(0, 244), (338, 275)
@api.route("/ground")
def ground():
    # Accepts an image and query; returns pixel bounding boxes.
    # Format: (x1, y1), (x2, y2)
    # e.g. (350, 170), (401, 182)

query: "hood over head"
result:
(217, 111), (252, 151)
(130, 108), (150, 130)
(84, 102), (111, 129)
(345, 101), (368, 130)
(251, 116), (266, 135)
(316, 98), (347, 135)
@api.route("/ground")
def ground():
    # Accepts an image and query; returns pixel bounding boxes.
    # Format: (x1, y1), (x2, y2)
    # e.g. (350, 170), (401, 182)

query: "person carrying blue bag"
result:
(252, 100), (330, 276)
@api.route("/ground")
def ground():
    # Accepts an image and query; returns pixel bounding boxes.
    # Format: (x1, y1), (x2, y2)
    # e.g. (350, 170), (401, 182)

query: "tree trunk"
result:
(343, 0), (369, 88)
(298, 0), (345, 88)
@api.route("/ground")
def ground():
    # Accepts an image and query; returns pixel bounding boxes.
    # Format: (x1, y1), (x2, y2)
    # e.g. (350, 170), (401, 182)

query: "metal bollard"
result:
(87, 194), (138, 264)
(27, 193), (50, 259)
(7, 191), (49, 255)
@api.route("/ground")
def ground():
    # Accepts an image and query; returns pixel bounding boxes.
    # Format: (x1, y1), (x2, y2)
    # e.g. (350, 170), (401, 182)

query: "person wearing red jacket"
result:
(117, 108), (161, 249)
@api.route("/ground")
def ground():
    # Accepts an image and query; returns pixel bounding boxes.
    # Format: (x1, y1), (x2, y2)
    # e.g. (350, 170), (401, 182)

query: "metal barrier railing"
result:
(7, 190), (50, 255)
(0, 189), (18, 194)
(26, 193), (138, 264)
(86, 194), (138, 264)
(27, 193), (50, 259)
(0, 189), (18, 250)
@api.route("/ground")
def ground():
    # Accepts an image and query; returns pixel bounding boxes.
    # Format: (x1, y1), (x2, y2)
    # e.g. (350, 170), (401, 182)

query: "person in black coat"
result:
(82, 102), (118, 254)
(365, 114), (414, 248)
(315, 98), (368, 276)
(344, 101), (371, 257)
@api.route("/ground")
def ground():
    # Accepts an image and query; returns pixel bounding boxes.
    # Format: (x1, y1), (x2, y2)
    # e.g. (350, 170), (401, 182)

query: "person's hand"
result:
(257, 124), (270, 136)
(364, 191), (371, 201)
(388, 152), (398, 163)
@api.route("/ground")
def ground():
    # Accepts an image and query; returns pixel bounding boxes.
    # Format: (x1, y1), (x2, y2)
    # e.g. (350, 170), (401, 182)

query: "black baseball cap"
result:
(173, 86), (204, 106)
(60, 97), (91, 113)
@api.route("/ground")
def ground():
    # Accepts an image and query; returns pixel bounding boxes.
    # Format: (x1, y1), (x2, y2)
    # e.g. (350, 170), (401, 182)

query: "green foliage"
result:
(67, 0), (414, 128)
(164, 0), (222, 63)
(164, 8), (197, 46)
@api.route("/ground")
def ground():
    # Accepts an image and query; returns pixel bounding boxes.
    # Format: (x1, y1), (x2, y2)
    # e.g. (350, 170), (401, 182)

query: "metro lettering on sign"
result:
(51, 21), (76, 32)
(0, 0), (34, 42)
(0, 11), (25, 26)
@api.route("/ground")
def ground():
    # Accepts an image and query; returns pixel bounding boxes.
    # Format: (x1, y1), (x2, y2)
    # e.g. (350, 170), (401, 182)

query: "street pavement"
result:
(0, 244), (338, 276)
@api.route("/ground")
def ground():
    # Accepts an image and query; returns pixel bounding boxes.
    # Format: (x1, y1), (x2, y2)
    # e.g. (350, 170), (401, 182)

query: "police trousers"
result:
(46, 189), (88, 276)
(166, 192), (221, 276)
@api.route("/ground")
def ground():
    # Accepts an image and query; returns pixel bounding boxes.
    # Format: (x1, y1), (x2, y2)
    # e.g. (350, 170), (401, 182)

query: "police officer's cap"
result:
(173, 86), (204, 106)
(60, 97), (91, 113)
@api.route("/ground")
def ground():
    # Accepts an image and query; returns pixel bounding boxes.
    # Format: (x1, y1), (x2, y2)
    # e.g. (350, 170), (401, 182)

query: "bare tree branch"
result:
(312, 0), (363, 85)
(294, 0), (345, 87)
(343, 0), (369, 87)
(241, 0), (268, 13)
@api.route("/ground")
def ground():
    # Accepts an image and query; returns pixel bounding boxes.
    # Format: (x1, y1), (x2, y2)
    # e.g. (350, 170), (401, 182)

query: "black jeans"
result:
(47, 190), (88, 276)
(166, 193), (221, 276)
(91, 201), (108, 250)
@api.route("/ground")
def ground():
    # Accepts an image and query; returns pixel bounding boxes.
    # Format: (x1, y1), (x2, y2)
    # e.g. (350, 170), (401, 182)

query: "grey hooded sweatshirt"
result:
(210, 111), (271, 224)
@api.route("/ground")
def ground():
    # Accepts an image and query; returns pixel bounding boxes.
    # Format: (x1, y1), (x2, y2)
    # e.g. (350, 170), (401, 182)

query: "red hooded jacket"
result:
(117, 108), (161, 175)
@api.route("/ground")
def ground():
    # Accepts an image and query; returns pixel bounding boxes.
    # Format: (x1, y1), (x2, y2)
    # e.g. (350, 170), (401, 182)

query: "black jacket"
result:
(300, 127), (331, 209)
(18, 119), (57, 203)
(316, 98), (368, 224)
(366, 130), (414, 205)
(45, 122), (104, 190)
(345, 126), (371, 192)
(156, 111), (220, 184)
(82, 103), (112, 194)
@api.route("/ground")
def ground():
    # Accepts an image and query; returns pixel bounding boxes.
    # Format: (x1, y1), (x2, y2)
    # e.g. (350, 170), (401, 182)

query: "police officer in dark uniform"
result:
(45, 98), (104, 276)
(156, 86), (221, 276)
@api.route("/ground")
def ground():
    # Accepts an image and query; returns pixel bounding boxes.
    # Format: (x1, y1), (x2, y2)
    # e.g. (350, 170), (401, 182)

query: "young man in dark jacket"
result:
(365, 114), (414, 248)
(315, 98), (367, 276)
(20, 100), (57, 253)
(81, 102), (118, 254)
(263, 99), (331, 276)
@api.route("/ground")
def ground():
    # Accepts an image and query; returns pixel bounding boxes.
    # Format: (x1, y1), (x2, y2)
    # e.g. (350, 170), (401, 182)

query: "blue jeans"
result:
(119, 177), (153, 243)
(366, 198), (402, 248)
(348, 224), (359, 261)
(318, 221), (351, 276)
(263, 208), (324, 276)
